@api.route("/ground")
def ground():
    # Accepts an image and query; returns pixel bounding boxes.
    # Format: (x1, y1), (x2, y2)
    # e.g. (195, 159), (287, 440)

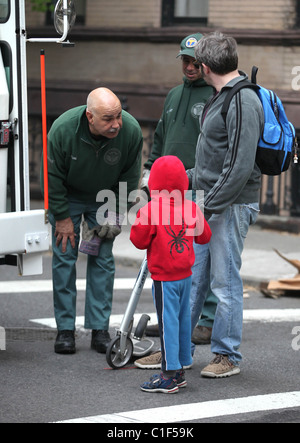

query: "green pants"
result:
(49, 198), (115, 331)
(197, 290), (218, 328)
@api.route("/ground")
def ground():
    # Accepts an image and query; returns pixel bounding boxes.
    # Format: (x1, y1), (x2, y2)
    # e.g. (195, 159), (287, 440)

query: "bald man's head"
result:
(86, 88), (122, 139)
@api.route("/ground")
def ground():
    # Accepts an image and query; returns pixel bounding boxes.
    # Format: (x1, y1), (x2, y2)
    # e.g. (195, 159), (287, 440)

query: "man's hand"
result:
(55, 217), (76, 253)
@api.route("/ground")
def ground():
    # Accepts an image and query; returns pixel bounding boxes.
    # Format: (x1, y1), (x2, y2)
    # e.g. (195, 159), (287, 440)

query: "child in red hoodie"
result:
(130, 156), (211, 393)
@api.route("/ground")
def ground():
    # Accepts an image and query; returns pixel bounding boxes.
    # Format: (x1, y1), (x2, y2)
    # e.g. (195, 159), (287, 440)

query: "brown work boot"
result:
(201, 354), (240, 378)
(192, 326), (212, 345)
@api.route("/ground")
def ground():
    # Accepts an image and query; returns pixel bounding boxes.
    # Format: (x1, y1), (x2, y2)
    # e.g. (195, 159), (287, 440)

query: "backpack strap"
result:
(221, 80), (259, 124)
(251, 66), (259, 84)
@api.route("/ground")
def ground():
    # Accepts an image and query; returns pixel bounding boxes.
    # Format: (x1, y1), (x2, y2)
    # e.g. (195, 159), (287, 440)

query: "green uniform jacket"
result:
(144, 77), (213, 170)
(44, 106), (143, 220)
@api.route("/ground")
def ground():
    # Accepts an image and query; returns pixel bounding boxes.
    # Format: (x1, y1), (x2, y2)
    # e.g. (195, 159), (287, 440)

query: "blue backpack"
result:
(221, 66), (297, 176)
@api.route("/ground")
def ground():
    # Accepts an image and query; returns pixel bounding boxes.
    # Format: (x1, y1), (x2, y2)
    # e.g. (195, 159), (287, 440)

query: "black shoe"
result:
(91, 330), (111, 354)
(145, 324), (160, 337)
(54, 330), (76, 354)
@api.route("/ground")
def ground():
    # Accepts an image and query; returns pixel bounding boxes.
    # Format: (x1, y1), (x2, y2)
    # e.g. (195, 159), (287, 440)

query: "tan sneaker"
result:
(134, 351), (162, 369)
(134, 351), (193, 369)
(201, 354), (240, 378)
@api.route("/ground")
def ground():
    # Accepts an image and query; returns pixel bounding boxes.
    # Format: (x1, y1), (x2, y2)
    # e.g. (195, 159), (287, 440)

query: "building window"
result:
(0, 0), (9, 23)
(296, 0), (300, 28)
(162, 0), (209, 26)
(46, 0), (86, 26)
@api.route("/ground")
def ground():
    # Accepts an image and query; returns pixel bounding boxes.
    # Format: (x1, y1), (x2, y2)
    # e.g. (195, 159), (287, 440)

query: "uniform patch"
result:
(186, 37), (198, 48)
(191, 102), (205, 119)
(104, 148), (121, 165)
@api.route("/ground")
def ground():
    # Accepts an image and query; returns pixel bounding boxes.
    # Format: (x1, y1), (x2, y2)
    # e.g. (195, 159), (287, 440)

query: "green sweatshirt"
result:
(44, 106), (143, 220)
(144, 77), (213, 170)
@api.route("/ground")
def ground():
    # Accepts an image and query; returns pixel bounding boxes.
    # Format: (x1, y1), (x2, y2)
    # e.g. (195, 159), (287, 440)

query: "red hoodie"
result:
(130, 156), (211, 281)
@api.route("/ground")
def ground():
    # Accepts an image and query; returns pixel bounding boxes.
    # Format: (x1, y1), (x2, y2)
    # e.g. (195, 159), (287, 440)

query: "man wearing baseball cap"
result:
(141, 33), (211, 178)
(177, 33), (204, 58)
(136, 33), (218, 369)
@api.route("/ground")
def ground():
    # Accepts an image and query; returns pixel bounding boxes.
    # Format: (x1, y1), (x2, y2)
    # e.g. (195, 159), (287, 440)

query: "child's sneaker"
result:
(140, 373), (179, 394)
(175, 370), (187, 388)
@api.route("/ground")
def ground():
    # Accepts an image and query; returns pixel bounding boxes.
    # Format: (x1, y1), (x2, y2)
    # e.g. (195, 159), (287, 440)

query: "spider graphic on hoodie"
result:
(164, 220), (190, 258)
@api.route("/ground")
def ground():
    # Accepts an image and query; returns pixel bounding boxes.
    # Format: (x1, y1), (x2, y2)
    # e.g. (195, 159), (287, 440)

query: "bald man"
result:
(43, 88), (143, 355)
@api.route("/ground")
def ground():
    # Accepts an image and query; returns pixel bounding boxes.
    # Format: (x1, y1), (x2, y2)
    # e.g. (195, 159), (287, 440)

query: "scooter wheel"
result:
(134, 314), (151, 339)
(106, 336), (134, 369)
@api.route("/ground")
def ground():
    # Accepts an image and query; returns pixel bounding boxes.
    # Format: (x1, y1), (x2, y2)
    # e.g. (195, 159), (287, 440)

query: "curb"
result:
(3, 328), (57, 342)
(0, 327), (99, 343)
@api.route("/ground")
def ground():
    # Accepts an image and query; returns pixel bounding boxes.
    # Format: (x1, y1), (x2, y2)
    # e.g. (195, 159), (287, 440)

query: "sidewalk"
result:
(113, 218), (300, 288)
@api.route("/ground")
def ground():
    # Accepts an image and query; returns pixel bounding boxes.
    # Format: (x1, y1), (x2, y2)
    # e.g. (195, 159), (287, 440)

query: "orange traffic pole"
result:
(40, 49), (49, 216)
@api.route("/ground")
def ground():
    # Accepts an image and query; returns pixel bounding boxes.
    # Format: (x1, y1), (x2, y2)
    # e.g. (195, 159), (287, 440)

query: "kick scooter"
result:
(106, 255), (155, 369)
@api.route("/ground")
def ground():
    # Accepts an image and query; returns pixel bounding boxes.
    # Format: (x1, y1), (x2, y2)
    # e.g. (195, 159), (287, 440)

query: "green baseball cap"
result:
(176, 33), (203, 58)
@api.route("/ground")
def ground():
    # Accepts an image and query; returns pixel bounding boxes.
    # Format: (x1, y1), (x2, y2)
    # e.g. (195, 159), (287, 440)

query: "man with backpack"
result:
(187, 32), (264, 377)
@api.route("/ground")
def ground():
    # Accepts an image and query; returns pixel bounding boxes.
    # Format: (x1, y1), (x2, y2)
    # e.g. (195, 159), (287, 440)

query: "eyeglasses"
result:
(193, 61), (202, 69)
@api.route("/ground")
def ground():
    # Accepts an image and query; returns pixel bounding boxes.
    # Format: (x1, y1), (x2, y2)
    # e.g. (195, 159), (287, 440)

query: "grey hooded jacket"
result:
(187, 73), (264, 217)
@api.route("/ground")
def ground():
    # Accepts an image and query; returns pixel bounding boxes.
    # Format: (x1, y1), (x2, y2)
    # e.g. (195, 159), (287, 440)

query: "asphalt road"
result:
(0, 254), (300, 424)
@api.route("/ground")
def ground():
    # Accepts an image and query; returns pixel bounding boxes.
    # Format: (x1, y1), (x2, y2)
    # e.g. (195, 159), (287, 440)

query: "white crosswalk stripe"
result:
(0, 278), (152, 293)
(56, 391), (300, 423)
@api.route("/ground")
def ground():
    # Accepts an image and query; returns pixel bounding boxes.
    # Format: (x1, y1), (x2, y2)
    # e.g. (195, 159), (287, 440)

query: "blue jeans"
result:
(49, 198), (115, 331)
(189, 190), (218, 330)
(190, 203), (259, 365)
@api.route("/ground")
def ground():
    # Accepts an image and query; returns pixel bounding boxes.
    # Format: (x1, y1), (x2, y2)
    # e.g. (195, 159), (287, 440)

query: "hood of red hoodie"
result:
(148, 155), (189, 196)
